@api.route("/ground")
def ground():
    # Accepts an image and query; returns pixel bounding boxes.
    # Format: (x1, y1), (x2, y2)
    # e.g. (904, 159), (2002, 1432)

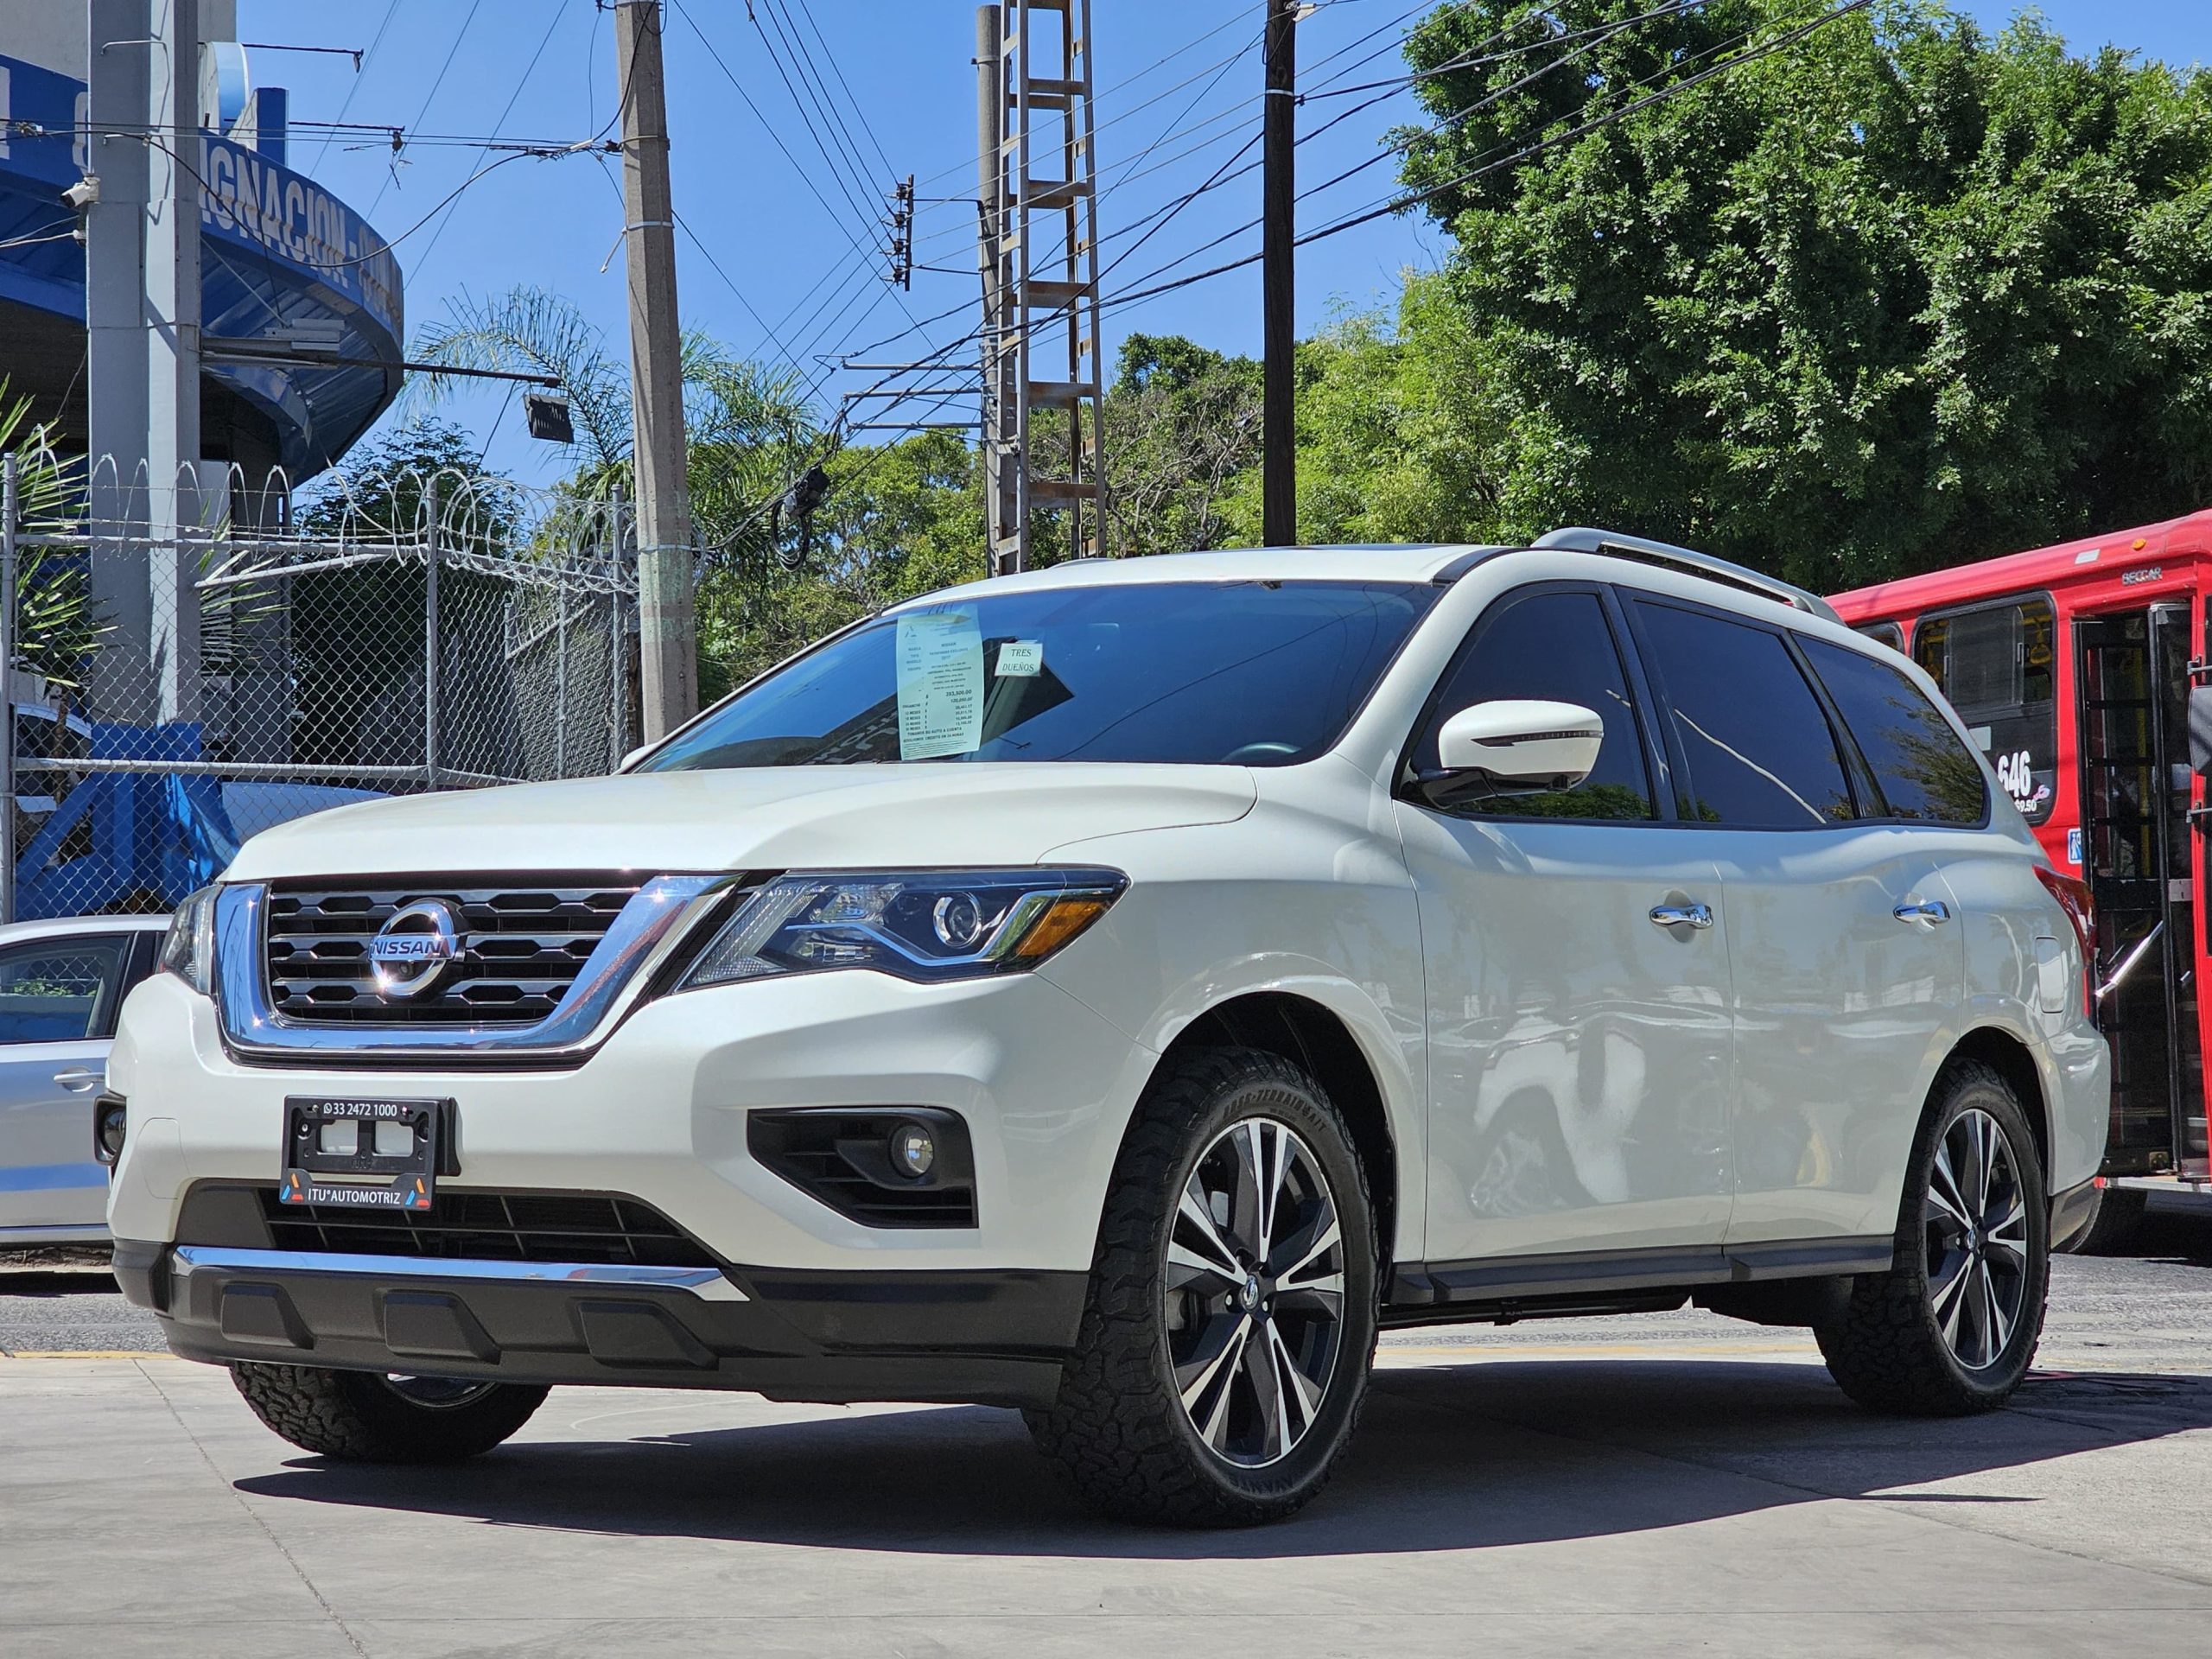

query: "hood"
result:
(222, 765), (1258, 882)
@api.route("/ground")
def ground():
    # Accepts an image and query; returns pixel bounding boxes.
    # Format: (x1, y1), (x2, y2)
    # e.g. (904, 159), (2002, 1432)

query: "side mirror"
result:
(2190, 683), (2212, 774)
(1432, 699), (1604, 794)
(618, 743), (655, 772)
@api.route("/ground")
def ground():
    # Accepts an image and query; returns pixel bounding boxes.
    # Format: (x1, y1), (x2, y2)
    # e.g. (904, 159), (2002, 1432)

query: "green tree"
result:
(696, 428), (983, 697)
(1218, 272), (1505, 547)
(294, 418), (520, 552)
(406, 285), (817, 556)
(1102, 334), (1262, 556)
(0, 385), (107, 699)
(1397, 0), (2212, 588)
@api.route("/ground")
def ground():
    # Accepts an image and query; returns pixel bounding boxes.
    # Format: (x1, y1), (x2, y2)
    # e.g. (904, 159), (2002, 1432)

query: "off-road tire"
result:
(1025, 1046), (1378, 1527)
(2061, 1185), (2147, 1256)
(230, 1363), (549, 1462)
(1816, 1060), (2049, 1414)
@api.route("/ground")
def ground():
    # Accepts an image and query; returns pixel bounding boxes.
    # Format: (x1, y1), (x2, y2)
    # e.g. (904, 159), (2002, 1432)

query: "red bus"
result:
(1832, 510), (2212, 1240)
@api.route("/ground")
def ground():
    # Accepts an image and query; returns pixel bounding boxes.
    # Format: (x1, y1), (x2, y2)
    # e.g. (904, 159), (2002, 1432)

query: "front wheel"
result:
(1026, 1046), (1378, 1526)
(1817, 1061), (2049, 1414)
(231, 1363), (549, 1462)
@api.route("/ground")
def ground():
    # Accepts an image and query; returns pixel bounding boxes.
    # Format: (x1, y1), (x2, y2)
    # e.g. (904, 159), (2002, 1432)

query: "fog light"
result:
(891, 1122), (935, 1179)
(94, 1095), (128, 1167)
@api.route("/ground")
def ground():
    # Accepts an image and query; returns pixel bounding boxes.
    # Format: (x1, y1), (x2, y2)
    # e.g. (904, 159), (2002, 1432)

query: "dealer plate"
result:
(279, 1096), (454, 1210)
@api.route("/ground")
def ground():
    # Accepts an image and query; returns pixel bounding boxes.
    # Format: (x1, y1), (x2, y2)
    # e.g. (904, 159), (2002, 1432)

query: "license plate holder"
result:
(279, 1096), (455, 1211)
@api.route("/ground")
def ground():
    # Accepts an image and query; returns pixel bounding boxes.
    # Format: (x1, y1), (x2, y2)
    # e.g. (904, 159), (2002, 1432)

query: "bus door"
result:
(2075, 602), (2206, 1175)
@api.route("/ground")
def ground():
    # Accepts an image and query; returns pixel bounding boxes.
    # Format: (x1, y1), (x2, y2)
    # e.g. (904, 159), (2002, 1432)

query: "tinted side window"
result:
(1912, 598), (2056, 823)
(0, 935), (127, 1045)
(1633, 601), (1855, 828)
(1410, 588), (1654, 820)
(1802, 638), (1987, 825)
(1853, 620), (1904, 652)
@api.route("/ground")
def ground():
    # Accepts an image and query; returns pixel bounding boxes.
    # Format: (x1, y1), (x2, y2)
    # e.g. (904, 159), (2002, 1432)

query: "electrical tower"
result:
(979, 0), (1106, 574)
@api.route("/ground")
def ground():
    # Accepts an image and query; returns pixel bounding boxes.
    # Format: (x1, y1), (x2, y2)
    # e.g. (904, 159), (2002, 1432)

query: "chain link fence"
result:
(0, 457), (638, 922)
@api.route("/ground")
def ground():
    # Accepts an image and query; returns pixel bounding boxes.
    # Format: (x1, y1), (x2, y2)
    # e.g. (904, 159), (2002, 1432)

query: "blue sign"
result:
(196, 132), (402, 345)
(0, 49), (404, 474)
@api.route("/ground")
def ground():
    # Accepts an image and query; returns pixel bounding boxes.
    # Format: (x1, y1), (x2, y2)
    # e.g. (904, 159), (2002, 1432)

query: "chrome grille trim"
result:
(214, 874), (730, 1061)
(264, 881), (642, 1026)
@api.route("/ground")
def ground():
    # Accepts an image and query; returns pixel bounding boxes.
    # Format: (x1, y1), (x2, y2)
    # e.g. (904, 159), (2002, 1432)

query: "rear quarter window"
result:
(1853, 620), (1905, 653)
(1801, 637), (1988, 825)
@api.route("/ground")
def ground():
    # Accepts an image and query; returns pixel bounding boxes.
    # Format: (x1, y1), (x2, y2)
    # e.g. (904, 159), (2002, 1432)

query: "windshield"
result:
(641, 580), (1439, 770)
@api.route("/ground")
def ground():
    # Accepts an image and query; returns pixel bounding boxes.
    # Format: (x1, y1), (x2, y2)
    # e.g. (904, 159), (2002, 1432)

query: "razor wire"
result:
(0, 456), (639, 921)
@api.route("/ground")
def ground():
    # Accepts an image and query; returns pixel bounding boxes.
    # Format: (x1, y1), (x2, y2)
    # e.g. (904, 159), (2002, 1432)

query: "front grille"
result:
(265, 879), (640, 1025)
(255, 1186), (721, 1268)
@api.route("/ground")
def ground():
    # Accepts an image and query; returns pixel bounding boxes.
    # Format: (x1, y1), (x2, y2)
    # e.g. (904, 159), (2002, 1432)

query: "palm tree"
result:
(405, 285), (818, 556)
(0, 385), (110, 700)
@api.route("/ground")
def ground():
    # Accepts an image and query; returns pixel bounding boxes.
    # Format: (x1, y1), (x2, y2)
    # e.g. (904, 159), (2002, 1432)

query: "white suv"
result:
(105, 530), (2109, 1526)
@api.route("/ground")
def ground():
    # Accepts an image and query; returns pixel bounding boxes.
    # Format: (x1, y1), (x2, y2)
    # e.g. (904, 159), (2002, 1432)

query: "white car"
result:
(0, 914), (166, 1245)
(105, 530), (2109, 1525)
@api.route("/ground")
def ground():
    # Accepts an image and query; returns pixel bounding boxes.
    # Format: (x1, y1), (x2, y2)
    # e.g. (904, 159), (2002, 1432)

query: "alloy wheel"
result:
(1163, 1116), (1347, 1467)
(1923, 1107), (2031, 1371)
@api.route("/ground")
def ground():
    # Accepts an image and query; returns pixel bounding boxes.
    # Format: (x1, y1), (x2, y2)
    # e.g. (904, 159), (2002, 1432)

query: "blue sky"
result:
(237, 2), (2207, 486)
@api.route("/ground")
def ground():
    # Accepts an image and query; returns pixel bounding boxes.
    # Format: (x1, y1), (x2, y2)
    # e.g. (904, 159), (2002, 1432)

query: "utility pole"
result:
(86, 0), (204, 724)
(613, 0), (696, 739)
(1262, 0), (1297, 548)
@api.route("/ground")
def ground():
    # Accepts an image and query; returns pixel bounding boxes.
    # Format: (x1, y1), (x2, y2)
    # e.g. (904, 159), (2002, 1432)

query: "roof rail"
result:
(1533, 526), (1841, 624)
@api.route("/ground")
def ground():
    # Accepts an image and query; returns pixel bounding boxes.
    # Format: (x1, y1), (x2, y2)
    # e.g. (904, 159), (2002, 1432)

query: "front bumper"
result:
(108, 959), (1157, 1278)
(114, 1238), (1084, 1407)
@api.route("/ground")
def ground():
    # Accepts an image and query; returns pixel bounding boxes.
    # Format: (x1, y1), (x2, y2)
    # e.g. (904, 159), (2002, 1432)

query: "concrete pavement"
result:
(4, 1219), (2211, 1657)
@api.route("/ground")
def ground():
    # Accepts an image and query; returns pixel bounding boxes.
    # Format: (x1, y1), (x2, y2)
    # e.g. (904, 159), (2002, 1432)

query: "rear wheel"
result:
(2061, 1184), (2147, 1256)
(1817, 1061), (2049, 1414)
(231, 1363), (549, 1462)
(1026, 1046), (1378, 1527)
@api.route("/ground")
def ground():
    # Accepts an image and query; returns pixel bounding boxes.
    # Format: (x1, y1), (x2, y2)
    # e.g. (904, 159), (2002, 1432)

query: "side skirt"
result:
(1382, 1236), (1893, 1331)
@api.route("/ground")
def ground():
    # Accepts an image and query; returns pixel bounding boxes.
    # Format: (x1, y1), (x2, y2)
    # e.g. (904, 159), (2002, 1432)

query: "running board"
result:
(1386, 1236), (1895, 1313)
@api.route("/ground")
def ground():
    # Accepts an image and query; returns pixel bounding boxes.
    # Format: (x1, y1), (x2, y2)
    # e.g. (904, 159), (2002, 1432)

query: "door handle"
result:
(1893, 900), (1953, 925)
(52, 1068), (101, 1092)
(1649, 902), (1714, 931)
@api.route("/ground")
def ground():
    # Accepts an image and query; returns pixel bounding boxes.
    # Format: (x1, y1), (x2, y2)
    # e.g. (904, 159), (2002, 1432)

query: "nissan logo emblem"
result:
(367, 899), (466, 1000)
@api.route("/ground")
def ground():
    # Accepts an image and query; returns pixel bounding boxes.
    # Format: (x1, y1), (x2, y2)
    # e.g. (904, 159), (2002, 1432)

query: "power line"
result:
(410, 0), (577, 278)
(1304, 0), (1697, 101)
(365, 0), (486, 219)
(1091, 0), (1808, 317)
(1099, 0), (1877, 319)
(786, 0), (899, 184)
(906, 9), (1264, 196)
(760, 0), (894, 212)
(669, 0), (928, 341)
(0, 225), (80, 253)
(1315, 0), (1872, 239)
(307, 0), (398, 169)
(749, 0), (893, 240)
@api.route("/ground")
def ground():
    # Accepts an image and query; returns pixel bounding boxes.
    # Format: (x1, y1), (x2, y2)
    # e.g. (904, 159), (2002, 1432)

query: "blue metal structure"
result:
(13, 721), (238, 919)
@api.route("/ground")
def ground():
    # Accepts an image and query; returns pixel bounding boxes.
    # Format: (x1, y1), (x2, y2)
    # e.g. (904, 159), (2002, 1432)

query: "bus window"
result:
(1912, 597), (2056, 823)
(1853, 620), (1904, 653)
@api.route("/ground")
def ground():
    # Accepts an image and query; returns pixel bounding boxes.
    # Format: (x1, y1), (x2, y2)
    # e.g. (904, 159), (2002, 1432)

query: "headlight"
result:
(159, 885), (219, 996)
(677, 868), (1126, 990)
